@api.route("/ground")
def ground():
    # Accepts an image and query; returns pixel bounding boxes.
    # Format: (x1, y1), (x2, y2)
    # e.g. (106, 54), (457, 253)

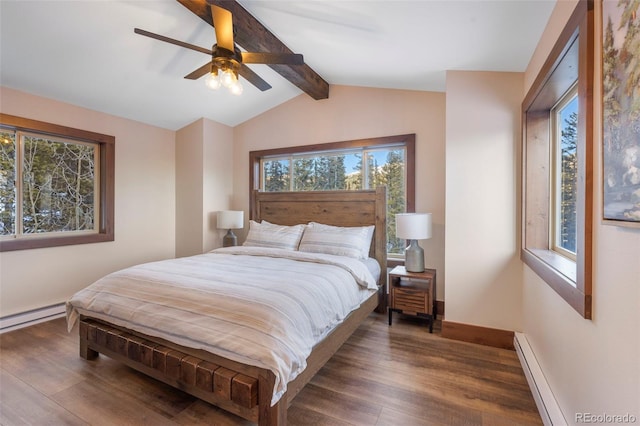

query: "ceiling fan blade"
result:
(134, 28), (212, 55)
(211, 5), (234, 52)
(239, 64), (272, 91)
(184, 62), (212, 80)
(241, 52), (304, 65)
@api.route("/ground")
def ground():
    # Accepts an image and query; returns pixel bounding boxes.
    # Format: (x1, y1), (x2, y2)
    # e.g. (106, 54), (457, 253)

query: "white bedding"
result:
(66, 246), (377, 405)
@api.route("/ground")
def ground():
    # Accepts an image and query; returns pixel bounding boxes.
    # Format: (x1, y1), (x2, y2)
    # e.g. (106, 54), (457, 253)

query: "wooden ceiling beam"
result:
(177, 0), (329, 100)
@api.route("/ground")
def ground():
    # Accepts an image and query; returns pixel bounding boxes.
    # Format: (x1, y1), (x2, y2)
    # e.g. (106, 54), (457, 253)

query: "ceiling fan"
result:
(134, 4), (304, 94)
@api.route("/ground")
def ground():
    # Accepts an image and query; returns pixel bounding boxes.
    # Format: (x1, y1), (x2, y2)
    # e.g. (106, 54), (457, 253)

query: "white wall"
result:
(0, 87), (176, 317)
(233, 85), (447, 298)
(444, 71), (524, 331)
(522, 1), (640, 422)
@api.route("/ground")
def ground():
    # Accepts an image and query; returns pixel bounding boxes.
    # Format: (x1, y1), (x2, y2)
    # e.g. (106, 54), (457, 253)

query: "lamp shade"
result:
(395, 213), (432, 240)
(217, 210), (244, 230)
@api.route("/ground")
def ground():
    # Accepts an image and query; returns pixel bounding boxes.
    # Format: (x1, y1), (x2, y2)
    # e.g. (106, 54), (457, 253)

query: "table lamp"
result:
(395, 213), (432, 272)
(217, 210), (244, 247)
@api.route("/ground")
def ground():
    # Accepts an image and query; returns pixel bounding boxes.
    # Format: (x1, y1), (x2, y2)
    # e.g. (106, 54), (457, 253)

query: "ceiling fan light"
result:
(220, 69), (237, 88)
(229, 80), (243, 95)
(205, 71), (221, 90)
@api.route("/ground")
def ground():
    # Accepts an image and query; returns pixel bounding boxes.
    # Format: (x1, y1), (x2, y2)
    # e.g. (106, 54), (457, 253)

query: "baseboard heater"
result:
(0, 303), (66, 334)
(514, 332), (566, 426)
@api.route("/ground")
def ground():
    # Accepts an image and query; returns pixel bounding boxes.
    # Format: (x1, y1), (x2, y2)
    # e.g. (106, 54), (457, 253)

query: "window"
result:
(522, 1), (593, 318)
(552, 87), (578, 260)
(0, 114), (114, 251)
(250, 134), (415, 256)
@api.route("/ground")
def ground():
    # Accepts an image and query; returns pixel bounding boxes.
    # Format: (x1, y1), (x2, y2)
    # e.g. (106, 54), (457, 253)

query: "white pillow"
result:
(243, 220), (305, 251)
(298, 222), (374, 259)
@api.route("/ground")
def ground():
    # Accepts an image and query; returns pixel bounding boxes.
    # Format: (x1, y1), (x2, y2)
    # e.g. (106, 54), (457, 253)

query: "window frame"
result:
(550, 85), (578, 261)
(521, 0), (593, 319)
(249, 134), (416, 258)
(0, 113), (115, 252)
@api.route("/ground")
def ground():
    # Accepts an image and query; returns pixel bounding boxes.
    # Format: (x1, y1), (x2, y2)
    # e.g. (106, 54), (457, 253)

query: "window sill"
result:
(0, 232), (114, 252)
(522, 248), (590, 318)
(527, 248), (576, 284)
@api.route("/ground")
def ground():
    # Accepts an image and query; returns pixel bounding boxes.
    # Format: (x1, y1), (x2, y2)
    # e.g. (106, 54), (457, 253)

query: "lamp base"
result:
(223, 229), (237, 247)
(404, 239), (425, 272)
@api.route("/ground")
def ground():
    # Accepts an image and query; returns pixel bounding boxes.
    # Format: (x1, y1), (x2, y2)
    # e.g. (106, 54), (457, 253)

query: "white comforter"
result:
(66, 246), (377, 405)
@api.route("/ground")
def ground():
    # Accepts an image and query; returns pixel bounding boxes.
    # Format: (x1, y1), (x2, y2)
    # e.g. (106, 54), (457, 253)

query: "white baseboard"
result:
(514, 332), (566, 426)
(0, 303), (66, 334)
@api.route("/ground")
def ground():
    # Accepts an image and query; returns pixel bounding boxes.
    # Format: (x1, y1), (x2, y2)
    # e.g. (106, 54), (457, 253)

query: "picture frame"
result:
(601, 0), (640, 226)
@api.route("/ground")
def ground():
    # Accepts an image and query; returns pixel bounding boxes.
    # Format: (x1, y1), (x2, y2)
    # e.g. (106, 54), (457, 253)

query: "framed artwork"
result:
(601, 0), (640, 226)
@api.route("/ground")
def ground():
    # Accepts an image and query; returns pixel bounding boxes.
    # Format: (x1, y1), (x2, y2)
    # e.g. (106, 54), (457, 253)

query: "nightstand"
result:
(388, 265), (437, 333)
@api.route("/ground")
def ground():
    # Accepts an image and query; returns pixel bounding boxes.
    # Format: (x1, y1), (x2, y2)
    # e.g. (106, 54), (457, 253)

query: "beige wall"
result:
(233, 85), (447, 298)
(175, 119), (204, 257)
(524, 0), (582, 93)
(522, 0), (639, 421)
(0, 84), (447, 313)
(444, 71), (524, 331)
(175, 117), (234, 257)
(202, 118), (235, 253)
(0, 87), (176, 317)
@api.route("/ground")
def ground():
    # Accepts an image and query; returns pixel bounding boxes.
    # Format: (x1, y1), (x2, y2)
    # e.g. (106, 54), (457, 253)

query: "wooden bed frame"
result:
(78, 188), (387, 425)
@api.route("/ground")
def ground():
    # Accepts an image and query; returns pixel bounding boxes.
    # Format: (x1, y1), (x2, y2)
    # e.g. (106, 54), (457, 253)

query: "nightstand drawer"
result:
(393, 288), (429, 314)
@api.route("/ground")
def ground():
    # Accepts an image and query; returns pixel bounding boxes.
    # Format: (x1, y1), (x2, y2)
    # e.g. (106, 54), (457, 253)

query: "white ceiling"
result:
(0, 0), (555, 130)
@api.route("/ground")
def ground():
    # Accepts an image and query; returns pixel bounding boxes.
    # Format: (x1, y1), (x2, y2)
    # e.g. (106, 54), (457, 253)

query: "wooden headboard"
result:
(251, 187), (387, 289)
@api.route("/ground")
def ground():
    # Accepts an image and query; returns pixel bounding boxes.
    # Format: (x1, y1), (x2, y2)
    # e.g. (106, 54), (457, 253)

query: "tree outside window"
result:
(0, 131), (17, 235)
(0, 114), (114, 252)
(1, 130), (98, 238)
(255, 135), (414, 256)
(555, 96), (578, 256)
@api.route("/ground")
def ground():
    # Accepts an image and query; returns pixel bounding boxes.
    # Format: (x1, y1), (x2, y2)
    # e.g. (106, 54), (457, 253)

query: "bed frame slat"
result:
(196, 361), (218, 392)
(181, 355), (202, 386)
(233, 374), (259, 408)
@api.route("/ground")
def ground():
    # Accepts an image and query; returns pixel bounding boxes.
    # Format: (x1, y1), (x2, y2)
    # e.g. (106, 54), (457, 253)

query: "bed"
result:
(66, 188), (387, 425)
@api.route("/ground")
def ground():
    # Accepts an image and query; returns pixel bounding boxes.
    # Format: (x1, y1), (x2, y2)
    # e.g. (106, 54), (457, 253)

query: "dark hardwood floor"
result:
(0, 313), (542, 425)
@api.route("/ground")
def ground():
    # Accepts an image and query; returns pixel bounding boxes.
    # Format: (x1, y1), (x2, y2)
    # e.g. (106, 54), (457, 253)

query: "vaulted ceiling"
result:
(0, 1), (555, 130)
